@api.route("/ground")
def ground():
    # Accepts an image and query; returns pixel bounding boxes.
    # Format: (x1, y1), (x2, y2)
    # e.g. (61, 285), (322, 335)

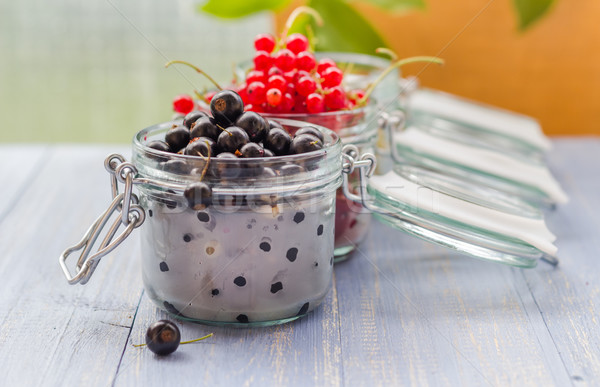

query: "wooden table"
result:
(1, 140), (599, 386)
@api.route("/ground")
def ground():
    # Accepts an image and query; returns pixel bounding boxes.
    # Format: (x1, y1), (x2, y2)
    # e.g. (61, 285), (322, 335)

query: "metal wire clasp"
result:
(341, 145), (377, 208)
(59, 154), (146, 285)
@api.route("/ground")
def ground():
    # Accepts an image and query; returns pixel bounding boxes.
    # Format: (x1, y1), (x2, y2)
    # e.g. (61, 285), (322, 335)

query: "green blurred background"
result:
(0, 0), (270, 143)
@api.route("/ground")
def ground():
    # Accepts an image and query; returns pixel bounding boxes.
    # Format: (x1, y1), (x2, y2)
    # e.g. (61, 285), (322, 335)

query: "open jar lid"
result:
(342, 146), (559, 269)
(404, 88), (553, 153)
(376, 110), (568, 208)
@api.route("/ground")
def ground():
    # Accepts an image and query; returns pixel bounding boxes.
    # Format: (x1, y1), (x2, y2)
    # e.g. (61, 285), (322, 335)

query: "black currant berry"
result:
(239, 142), (265, 158)
(289, 134), (323, 154)
(279, 163), (305, 176)
(145, 320), (181, 356)
(235, 111), (269, 142)
(264, 128), (292, 156)
(161, 159), (192, 174)
(210, 152), (241, 179)
(147, 140), (171, 154)
(183, 111), (208, 129)
(165, 125), (190, 153)
(184, 137), (217, 158)
(268, 120), (283, 130)
(210, 90), (244, 127)
(184, 182), (213, 210)
(190, 116), (219, 140)
(294, 126), (324, 142)
(217, 126), (249, 153)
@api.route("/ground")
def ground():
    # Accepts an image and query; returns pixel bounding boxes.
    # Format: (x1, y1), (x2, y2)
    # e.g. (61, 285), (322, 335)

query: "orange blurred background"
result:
(277, 0), (600, 136)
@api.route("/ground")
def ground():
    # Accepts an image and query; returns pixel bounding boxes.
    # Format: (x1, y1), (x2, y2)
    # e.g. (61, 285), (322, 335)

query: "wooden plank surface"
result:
(0, 141), (598, 386)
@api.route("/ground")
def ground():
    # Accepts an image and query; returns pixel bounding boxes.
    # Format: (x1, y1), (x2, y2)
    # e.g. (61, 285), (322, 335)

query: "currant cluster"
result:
(228, 32), (365, 114)
(150, 90), (326, 209)
(154, 89), (324, 158)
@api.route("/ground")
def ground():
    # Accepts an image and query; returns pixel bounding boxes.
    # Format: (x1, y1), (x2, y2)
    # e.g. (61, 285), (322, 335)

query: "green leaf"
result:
(513, 0), (555, 30)
(198, 0), (291, 19)
(356, 0), (426, 12)
(289, 0), (388, 55)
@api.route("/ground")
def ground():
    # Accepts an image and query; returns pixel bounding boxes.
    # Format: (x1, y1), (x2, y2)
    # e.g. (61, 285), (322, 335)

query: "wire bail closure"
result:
(59, 154), (146, 285)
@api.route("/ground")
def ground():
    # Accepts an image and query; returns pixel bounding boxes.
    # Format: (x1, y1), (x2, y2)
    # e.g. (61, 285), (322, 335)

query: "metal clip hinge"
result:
(59, 154), (145, 285)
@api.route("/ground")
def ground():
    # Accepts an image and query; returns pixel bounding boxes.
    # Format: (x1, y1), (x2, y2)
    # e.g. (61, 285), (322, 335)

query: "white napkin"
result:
(408, 89), (552, 152)
(369, 171), (558, 256)
(394, 128), (569, 204)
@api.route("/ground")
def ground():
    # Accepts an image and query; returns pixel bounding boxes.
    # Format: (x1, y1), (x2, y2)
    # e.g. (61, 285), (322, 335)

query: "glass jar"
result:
(61, 119), (343, 327)
(229, 53), (401, 260)
(252, 106), (377, 262)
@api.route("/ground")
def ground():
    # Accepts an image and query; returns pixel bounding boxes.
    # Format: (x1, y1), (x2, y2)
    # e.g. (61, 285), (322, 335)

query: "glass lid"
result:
(377, 111), (568, 209)
(407, 113), (546, 165)
(404, 88), (553, 153)
(342, 148), (558, 268)
(396, 146), (556, 209)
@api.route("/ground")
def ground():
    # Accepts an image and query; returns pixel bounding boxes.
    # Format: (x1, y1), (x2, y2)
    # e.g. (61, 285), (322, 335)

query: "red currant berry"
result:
(280, 92), (294, 112)
(348, 88), (366, 103)
(204, 90), (216, 103)
(285, 82), (296, 96)
(321, 67), (344, 88)
(246, 70), (266, 84)
(236, 83), (249, 103)
(247, 81), (267, 105)
(296, 76), (317, 97)
(294, 70), (311, 83)
(253, 51), (272, 70)
(267, 75), (287, 92)
(266, 88), (283, 107)
(285, 33), (309, 54)
(267, 67), (284, 77)
(245, 103), (255, 111)
(306, 93), (325, 113)
(254, 33), (276, 53)
(173, 94), (194, 114)
(317, 58), (337, 75)
(283, 70), (297, 84)
(274, 49), (296, 72)
(324, 86), (346, 110)
(296, 51), (317, 72)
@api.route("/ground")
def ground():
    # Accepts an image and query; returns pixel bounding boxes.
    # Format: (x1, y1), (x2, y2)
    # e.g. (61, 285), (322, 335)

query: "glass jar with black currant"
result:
(132, 118), (342, 326)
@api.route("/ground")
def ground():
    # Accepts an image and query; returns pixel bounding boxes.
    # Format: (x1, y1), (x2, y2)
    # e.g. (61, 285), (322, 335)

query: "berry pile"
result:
(233, 32), (365, 114)
(149, 90), (327, 209)
(154, 90), (324, 158)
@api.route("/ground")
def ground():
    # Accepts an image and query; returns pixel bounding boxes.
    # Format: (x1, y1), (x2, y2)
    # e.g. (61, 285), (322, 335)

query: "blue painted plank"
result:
(521, 138), (600, 384)
(0, 145), (144, 386)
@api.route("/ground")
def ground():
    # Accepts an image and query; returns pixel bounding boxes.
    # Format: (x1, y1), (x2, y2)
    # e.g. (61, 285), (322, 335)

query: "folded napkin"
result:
(394, 128), (569, 204)
(408, 89), (552, 152)
(369, 171), (558, 257)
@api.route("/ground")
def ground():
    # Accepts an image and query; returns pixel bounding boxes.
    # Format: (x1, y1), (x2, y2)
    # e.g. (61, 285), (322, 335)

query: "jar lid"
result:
(343, 148), (558, 268)
(365, 167), (557, 268)
(392, 127), (568, 207)
(405, 88), (553, 152)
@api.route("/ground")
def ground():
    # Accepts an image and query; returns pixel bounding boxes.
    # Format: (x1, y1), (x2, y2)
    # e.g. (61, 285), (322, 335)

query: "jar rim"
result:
(131, 118), (344, 194)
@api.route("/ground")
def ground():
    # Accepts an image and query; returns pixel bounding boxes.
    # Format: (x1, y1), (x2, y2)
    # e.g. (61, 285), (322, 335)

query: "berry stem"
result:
(358, 56), (444, 106)
(180, 332), (213, 345)
(165, 60), (223, 91)
(216, 124), (232, 136)
(375, 47), (398, 61)
(280, 6), (323, 43)
(199, 141), (211, 182)
(133, 333), (214, 348)
(194, 90), (210, 104)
